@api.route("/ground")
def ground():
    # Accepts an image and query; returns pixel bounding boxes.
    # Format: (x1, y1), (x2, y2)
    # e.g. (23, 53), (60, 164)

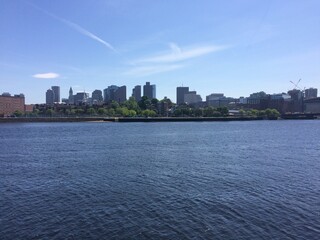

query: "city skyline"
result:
(1, 0), (320, 104)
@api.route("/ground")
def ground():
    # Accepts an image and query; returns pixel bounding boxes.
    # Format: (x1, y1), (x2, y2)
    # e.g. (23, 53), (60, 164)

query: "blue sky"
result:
(1, 0), (319, 104)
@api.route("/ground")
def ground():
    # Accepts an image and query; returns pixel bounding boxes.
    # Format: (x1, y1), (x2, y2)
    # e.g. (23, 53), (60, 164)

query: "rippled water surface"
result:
(1, 121), (320, 239)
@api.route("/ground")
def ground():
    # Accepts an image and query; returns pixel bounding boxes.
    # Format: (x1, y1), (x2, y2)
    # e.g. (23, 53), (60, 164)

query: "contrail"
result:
(26, 1), (116, 52)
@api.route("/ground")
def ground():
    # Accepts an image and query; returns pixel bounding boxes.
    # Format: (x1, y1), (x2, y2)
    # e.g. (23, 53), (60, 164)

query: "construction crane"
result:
(290, 78), (302, 90)
(290, 78), (306, 92)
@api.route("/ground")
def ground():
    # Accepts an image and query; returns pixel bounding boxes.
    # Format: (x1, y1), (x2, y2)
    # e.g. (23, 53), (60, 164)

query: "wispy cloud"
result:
(124, 64), (183, 77)
(126, 43), (228, 77)
(134, 43), (228, 64)
(26, 2), (116, 52)
(33, 72), (60, 79)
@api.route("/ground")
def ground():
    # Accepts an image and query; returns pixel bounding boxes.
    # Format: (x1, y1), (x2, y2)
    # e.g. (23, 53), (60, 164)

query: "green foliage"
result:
(13, 110), (23, 117)
(123, 97), (140, 112)
(138, 96), (152, 110)
(75, 109), (84, 115)
(239, 109), (245, 116)
(217, 107), (229, 116)
(204, 107), (215, 117)
(33, 109), (40, 115)
(97, 108), (107, 115)
(110, 101), (120, 109)
(193, 108), (203, 117)
(46, 109), (54, 116)
(142, 109), (156, 117)
(265, 108), (280, 118)
(87, 108), (96, 115)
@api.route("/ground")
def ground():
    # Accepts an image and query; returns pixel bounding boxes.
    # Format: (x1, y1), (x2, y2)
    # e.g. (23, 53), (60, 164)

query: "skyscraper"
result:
(114, 86), (127, 103)
(143, 82), (156, 99)
(68, 87), (74, 104)
(51, 86), (60, 103)
(92, 89), (103, 104)
(103, 85), (127, 103)
(46, 89), (54, 105)
(103, 85), (118, 103)
(176, 86), (189, 105)
(132, 85), (141, 101)
(305, 88), (318, 99)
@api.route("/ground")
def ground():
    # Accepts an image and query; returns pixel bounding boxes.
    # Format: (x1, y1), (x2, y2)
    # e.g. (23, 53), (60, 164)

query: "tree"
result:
(107, 108), (115, 116)
(217, 107), (229, 116)
(204, 107), (215, 117)
(98, 108), (107, 115)
(193, 108), (203, 117)
(250, 109), (259, 116)
(142, 109), (156, 117)
(110, 101), (120, 109)
(265, 108), (280, 118)
(13, 110), (23, 117)
(46, 109), (54, 116)
(75, 109), (84, 115)
(239, 109), (245, 116)
(124, 97), (140, 112)
(33, 109), (40, 116)
(87, 108), (96, 115)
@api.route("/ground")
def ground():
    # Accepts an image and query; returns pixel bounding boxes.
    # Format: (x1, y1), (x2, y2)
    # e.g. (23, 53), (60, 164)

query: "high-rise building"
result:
(114, 86), (127, 103)
(103, 85), (127, 103)
(305, 88), (318, 99)
(74, 92), (89, 105)
(184, 91), (202, 104)
(51, 86), (60, 103)
(143, 82), (156, 99)
(46, 89), (54, 105)
(132, 85), (141, 101)
(68, 87), (74, 105)
(92, 90), (103, 104)
(288, 89), (304, 112)
(176, 87), (189, 105)
(103, 85), (118, 103)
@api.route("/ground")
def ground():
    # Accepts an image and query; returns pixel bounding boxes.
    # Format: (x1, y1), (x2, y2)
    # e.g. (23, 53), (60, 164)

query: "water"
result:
(0, 121), (319, 239)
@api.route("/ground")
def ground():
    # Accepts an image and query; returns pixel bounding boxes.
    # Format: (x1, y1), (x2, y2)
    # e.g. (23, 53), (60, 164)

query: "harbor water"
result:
(0, 121), (319, 239)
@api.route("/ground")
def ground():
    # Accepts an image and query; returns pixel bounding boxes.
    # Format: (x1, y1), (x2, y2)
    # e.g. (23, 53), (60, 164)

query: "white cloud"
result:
(33, 72), (60, 79)
(125, 43), (228, 77)
(134, 44), (228, 64)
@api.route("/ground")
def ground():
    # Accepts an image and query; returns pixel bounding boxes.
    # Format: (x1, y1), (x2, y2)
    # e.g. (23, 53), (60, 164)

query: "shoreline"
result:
(0, 115), (317, 123)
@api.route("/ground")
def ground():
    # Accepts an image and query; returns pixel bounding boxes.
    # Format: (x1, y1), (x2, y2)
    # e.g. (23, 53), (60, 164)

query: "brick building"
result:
(0, 93), (25, 117)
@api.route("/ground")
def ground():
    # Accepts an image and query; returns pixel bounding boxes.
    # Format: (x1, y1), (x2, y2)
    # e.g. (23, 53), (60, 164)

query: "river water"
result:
(0, 121), (319, 239)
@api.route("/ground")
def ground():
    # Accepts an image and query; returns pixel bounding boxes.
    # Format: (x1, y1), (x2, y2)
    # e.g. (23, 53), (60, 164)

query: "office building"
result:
(103, 85), (118, 103)
(46, 89), (54, 105)
(176, 87), (189, 105)
(143, 82), (156, 99)
(288, 89), (304, 112)
(74, 92), (89, 105)
(51, 86), (60, 103)
(206, 93), (232, 107)
(0, 93), (25, 116)
(103, 85), (127, 103)
(114, 86), (126, 103)
(184, 91), (202, 104)
(132, 85), (142, 101)
(92, 90), (103, 104)
(305, 88), (318, 99)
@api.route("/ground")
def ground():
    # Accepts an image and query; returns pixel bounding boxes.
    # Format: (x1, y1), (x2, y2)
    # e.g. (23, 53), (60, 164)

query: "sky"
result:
(0, 0), (319, 104)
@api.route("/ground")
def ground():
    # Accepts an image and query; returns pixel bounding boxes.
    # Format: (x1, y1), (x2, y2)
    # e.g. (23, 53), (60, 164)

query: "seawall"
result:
(0, 116), (264, 123)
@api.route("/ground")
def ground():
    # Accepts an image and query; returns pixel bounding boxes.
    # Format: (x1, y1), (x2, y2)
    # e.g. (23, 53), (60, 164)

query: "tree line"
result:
(13, 96), (280, 118)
